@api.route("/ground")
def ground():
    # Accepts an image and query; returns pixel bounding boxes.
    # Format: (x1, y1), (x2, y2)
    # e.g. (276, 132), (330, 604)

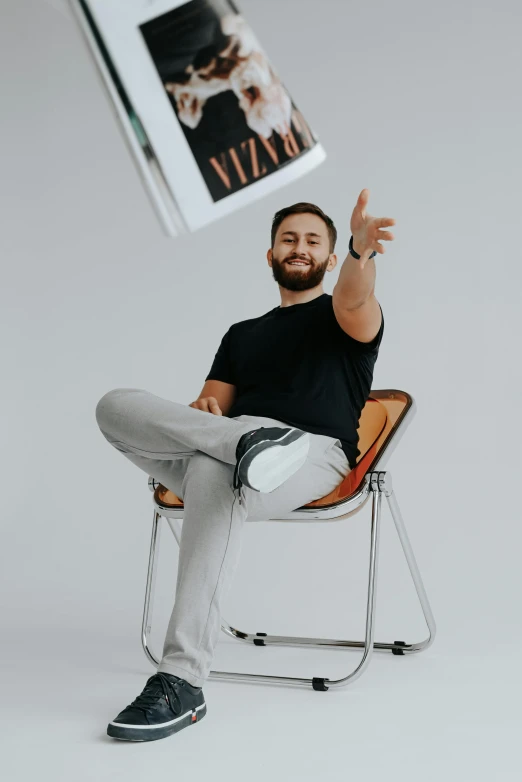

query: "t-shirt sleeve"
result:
(205, 327), (235, 385)
(336, 301), (385, 355)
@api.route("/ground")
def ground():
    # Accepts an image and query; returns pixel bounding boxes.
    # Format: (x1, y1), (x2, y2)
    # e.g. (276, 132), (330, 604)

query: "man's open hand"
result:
(350, 188), (396, 270)
(189, 397), (223, 415)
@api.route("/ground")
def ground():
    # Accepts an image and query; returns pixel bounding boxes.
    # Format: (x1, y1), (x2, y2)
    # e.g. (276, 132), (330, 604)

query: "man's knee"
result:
(95, 388), (136, 432)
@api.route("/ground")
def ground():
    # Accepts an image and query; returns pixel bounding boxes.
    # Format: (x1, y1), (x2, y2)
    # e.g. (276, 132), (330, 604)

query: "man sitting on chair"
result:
(95, 188), (395, 742)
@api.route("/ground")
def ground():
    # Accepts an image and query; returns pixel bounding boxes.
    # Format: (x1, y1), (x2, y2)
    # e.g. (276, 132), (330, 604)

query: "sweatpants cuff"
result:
(157, 662), (206, 689)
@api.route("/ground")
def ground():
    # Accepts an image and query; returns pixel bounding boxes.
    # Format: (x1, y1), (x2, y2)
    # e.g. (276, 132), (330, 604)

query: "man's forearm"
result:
(334, 243), (376, 310)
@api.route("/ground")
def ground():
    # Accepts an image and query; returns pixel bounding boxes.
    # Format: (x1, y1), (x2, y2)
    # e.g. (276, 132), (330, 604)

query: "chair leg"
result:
(195, 477), (385, 690)
(207, 471), (436, 690)
(143, 471), (436, 690)
(141, 509), (162, 668)
(385, 482), (436, 652)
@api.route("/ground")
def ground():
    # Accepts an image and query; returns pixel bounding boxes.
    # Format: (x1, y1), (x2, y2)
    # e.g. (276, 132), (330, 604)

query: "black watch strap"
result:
(349, 235), (377, 259)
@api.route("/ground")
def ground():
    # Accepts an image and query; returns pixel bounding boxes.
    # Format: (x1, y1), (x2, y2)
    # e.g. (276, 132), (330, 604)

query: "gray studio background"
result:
(2, 0), (521, 779)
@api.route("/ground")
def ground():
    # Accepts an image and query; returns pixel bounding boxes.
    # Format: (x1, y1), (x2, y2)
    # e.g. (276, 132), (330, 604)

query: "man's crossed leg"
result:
(95, 388), (350, 741)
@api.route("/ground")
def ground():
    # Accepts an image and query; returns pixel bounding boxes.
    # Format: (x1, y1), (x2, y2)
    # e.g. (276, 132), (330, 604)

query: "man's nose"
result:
(295, 237), (309, 256)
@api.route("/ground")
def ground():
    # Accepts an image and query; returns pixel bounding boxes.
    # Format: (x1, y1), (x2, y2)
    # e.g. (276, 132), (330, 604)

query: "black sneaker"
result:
(107, 672), (206, 742)
(233, 426), (310, 495)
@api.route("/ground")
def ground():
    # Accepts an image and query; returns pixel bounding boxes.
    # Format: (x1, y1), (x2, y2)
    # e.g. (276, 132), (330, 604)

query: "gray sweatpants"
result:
(95, 388), (351, 688)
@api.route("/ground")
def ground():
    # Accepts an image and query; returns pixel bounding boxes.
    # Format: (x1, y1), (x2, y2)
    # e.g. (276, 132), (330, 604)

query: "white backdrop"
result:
(2, 0), (521, 778)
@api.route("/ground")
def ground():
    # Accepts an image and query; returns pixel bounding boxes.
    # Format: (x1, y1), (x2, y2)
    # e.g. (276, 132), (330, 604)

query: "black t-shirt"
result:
(205, 292), (384, 469)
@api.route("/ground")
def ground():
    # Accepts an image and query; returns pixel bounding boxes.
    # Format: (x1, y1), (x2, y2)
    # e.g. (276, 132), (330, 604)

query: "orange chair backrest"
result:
(305, 391), (410, 506)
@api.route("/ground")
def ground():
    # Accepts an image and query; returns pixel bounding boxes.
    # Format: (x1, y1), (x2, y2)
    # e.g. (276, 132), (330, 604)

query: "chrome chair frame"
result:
(141, 390), (436, 691)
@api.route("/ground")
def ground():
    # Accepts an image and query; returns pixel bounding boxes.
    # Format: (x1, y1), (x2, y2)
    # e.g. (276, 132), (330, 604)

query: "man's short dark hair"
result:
(271, 203), (337, 253)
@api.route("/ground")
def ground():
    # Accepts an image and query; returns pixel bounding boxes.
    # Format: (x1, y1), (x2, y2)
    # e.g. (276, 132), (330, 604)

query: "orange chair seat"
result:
(154, 393), (406, 510)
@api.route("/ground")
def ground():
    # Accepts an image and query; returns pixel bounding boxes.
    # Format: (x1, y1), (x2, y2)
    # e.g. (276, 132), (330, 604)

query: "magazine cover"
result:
(70, 0), (326, 235)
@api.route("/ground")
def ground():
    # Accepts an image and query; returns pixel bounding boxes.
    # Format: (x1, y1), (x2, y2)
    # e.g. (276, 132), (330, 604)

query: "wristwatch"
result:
(349, 235), (377, 260)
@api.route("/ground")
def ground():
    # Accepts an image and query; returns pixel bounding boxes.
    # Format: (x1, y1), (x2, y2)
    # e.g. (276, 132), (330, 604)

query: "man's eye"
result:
(309, 241), (318, 245)
(283, 239), (293, 242)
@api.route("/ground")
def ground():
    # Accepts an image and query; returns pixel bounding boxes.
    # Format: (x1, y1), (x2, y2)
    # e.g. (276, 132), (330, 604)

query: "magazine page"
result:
(74, 0), (326, 233)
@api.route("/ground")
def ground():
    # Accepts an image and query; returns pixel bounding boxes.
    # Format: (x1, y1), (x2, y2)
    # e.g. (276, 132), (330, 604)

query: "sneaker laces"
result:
(127, 673), (183, 717)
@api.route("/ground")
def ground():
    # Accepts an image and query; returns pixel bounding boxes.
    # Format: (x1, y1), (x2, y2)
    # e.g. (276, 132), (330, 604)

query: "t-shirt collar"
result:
(273, 292), (328, 315)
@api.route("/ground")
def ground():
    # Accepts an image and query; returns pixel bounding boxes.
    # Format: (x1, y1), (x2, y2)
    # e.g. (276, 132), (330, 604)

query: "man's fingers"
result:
(208, 397), (223, 415)
(189, 400), (209, 412)
(189, 398), (222, 415)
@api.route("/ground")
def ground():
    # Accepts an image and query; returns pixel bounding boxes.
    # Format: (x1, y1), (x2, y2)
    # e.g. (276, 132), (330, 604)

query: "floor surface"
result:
(3, 625), (520, 781)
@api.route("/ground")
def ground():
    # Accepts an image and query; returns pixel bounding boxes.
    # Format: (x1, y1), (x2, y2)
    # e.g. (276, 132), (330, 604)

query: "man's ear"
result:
(267, 248), (273, 267)
(327, 253), (338, 272)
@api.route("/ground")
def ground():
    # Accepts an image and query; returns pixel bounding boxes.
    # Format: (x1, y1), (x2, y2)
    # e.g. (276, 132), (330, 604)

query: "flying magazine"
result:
(69, 0), (327, 235)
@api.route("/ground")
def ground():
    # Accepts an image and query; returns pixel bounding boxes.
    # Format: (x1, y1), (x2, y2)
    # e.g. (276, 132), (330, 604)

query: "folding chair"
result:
(142, 389), (436, 691)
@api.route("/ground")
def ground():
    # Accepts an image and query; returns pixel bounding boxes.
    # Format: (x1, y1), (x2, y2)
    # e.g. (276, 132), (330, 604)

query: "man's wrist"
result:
(349, 235), (376, 259)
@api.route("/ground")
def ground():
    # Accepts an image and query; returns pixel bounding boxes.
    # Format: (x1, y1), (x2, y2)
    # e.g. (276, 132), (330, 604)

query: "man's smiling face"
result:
(268, 212), (335, 292)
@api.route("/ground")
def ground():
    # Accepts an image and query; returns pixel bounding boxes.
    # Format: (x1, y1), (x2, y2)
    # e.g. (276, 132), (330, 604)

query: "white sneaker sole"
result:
(244, 431), (310, 493)
(107, 702), (207, 741)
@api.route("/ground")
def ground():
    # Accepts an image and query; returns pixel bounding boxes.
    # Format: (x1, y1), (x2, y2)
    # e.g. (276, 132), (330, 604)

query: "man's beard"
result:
(270, 252), (330, 291)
